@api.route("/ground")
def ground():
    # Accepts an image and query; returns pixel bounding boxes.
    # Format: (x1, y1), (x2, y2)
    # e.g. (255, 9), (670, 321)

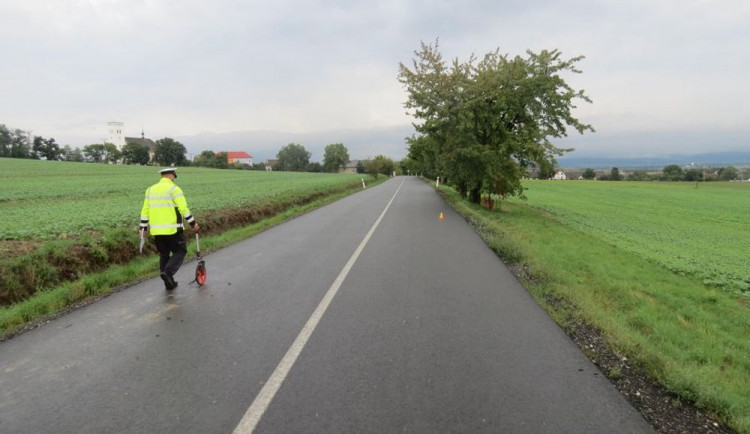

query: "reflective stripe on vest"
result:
(148, 194), (173, 201)
(149, 203), (176, 208)
(150, 223), (183, 229)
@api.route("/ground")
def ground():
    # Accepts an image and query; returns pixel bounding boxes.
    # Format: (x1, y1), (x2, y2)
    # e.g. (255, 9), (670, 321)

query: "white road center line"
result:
(233, 178), (406, 433)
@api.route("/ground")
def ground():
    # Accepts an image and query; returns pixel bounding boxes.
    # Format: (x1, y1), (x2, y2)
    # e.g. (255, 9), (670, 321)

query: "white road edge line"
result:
(233, 177), (406, 434)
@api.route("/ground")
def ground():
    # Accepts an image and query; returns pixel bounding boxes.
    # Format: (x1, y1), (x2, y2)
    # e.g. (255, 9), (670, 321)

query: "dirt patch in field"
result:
(0, 240), (42, 259)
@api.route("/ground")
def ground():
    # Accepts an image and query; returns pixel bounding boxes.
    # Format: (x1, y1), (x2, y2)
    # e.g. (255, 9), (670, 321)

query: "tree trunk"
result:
(469, 186), (481, 204)
(456, 181), (467, 198)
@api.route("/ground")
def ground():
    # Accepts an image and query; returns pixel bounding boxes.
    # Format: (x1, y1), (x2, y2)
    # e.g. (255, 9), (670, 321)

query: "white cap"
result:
(159, 167), (177, 174)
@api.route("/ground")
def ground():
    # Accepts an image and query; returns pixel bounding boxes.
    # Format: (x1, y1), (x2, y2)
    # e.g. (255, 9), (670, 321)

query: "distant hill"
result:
(558, 151), (750, 169)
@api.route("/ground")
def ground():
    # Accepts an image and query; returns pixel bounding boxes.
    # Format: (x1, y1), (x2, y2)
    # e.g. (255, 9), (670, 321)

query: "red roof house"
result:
(220, 151), (254, 165)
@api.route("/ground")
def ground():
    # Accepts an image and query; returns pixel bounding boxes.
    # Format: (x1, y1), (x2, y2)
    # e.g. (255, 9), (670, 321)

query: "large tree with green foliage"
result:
(398, 41), (593, 206)
(719, 166), (738, 181)
(32, 136), (62, 160)
(582, 168), (596, 180)
(82, 144), (105, 162)
(153, 137), (187, 166)
(323, 143), (350, 172)
(10, 128), (31, 159)
(366, 155), (395, 178)
(610, 167), (622, 181)
(62, 145), (85, 162)
(102, 143), (120, 163)
(193, 150), (229, 169)
(276, 143), (311, 171)
(662, 164), (683, 181)
(121, 142), (151, 165)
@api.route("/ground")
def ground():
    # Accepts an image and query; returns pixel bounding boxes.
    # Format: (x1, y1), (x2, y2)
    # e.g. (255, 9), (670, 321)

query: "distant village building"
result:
(565, 170), (583, 180)
(124, 133), (157, 162)
(339, 160), (360, 174)
(220, 151), (253, 165)
(553, 171), (567, 180)
(264, 159), (278, 171)
(108, 122), (156, 161)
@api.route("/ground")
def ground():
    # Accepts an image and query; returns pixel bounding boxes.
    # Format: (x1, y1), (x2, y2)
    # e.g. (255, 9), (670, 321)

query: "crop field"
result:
(0, 158), (365, 240)
(507, 180), (750, 293)
(444, 181), (750, 432)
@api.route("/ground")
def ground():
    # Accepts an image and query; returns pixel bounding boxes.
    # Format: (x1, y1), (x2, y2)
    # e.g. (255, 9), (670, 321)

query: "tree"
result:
(582, 168), (596, 179)
(121, 142), (151, 165)
(9, 129), (31, 159)
(627, 170), (649, 181)
(356, 161), (366, 174)
(31, 136), (43, 159)
(536, 159), (556, 180)
(366, 155), (395, 178)
(398, 41), (593, 205)
(276, 143), (311, 171)
(684, 168), (701, 182)
(610, 167), (622, 181)
(102, 143), (120, 163)
(662, 164), (683, 181)
(44, 138), (62, 160)
(719, 166), (738, 181)
(83, 144), (106, 162)
(193, 150), (229, 169)
(60, 145), (84, 162)
(0, 124), (10, 157)
(305, 162), (323, 172)
(322, 143), (350, 172)
(153, 137), (187, 166)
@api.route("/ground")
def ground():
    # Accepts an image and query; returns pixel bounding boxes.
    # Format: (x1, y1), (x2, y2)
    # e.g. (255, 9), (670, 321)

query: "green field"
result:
(0, 158), (366, 240)
(508, 180), (750, 294)
(0, 158), (374, 324)
(441, 180), (750, 433)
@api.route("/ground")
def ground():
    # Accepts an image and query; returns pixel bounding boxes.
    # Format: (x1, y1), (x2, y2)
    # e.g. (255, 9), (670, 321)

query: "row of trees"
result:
(0, 123), (189, 166)
(3, 123), (399, 175)
(398, 42), (593, 207)
(578, 165), (743, 181)
(274, 143), (397, 177)
(274, 142), (351, 172)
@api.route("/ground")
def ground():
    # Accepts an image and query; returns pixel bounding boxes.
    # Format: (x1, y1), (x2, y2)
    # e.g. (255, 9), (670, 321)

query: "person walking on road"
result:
(140, 167), (200, 290)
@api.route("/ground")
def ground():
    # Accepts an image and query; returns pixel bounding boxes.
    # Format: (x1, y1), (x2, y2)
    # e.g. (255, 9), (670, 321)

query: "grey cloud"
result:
(1, 0), (749, 157)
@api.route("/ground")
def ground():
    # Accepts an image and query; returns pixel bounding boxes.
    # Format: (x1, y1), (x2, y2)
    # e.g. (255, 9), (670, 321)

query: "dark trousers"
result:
(154, 232), (187, 278)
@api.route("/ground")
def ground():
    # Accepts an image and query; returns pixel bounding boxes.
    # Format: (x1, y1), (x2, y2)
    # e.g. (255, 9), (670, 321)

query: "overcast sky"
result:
(1, 0), (749, 160)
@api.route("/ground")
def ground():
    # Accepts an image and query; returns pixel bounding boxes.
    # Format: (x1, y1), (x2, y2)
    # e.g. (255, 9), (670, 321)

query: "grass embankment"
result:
(0, 157), (383, 338)
(439, 184), (750, 434)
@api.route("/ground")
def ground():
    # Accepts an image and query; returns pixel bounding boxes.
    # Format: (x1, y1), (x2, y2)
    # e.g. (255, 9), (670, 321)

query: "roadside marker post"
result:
(361, 178), (366, 189)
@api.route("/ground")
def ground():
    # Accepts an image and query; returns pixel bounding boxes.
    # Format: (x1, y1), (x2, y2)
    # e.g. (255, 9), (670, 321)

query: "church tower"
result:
(107, 121), (126, 147)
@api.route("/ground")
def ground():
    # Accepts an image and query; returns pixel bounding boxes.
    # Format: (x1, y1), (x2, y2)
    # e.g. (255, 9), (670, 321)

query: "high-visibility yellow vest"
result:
(140, 178), (195, 236)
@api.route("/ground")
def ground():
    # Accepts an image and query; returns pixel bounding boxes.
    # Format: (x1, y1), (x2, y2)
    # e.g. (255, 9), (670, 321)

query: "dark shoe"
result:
(160, 272), (175, 290)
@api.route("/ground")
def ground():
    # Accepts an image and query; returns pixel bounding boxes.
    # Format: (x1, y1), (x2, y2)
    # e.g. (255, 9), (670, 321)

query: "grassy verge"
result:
(439, 185), (750, 434)
(0, 178), (384, 339)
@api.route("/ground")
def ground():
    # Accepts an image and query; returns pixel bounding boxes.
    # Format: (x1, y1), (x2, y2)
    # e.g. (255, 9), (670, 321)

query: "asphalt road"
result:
(0, 176), (653, 433)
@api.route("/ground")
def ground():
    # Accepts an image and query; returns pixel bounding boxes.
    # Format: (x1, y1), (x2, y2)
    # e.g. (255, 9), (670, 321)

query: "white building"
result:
(553, 171), (567, 180)
(107, 121), (126, 147)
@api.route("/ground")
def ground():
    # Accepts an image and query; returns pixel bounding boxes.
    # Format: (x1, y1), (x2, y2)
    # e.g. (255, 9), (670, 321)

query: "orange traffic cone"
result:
(439, 212), (445, 221)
